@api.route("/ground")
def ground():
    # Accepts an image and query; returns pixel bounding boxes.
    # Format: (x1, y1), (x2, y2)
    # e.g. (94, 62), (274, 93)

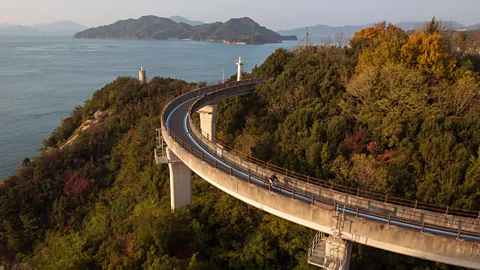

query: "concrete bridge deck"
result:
(159, 79), (480, 269)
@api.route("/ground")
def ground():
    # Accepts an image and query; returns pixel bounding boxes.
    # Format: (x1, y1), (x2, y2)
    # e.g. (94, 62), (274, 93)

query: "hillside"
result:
(74, 16), (297, 44)
(0, 77), (314, 269)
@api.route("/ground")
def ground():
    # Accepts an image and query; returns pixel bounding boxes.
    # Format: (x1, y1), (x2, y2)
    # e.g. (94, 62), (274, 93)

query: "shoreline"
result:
(72, 36), (297, 45)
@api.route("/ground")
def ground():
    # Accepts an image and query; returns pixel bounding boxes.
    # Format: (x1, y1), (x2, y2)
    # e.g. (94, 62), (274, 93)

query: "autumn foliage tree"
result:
(341, 131), (368, 155)
(350, 21), (387, 50)
(62, 170), (92, 198)
(401, 31), (456, 78)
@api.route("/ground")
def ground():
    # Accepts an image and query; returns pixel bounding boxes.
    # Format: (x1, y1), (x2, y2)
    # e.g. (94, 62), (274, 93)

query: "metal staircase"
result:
(308, 207), (350, 270)
(308, 232), (328, 267)
(155, 128), (169, 164)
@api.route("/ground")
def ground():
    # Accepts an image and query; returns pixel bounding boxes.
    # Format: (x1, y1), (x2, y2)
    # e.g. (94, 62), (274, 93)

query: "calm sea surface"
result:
(0, 36), (298, 179)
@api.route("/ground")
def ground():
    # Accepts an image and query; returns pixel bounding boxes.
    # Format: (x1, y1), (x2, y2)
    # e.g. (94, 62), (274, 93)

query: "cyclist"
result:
(269, 173), (279, 185)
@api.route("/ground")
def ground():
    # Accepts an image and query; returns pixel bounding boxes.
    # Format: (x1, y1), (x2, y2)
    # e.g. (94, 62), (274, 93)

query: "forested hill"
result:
(0, 77), (314, 269)
(1, 20), (480, 269)
(74, 16), (297, 44)
(219, 21), (480, 210)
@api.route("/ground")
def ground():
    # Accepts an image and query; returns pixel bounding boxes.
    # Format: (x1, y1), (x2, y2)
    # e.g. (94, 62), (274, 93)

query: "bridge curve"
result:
(159, 79), (480, 269)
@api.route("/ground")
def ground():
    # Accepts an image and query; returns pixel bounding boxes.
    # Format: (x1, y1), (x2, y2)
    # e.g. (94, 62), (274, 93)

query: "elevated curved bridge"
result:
(156, 79), (480, 269)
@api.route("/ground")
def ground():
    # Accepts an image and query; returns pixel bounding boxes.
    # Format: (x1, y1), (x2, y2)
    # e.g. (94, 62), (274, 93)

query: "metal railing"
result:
(160, 78), (480, 241)
(190, 125), (480, 219)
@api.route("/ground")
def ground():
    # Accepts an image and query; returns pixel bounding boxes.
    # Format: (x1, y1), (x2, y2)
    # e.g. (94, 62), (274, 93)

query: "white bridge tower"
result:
(139, 66), (147, 84)
(236, 57), (244, 81)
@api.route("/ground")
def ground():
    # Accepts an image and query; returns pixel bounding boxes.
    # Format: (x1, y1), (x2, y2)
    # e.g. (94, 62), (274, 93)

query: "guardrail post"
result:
(312, 196), (315, 205)
(414, 200), (418, 209)
(189, 146), (192, 154)
(214, 160), (217, 168)
(248, 175), (251, 184)
(286, 169), (288, 177)
(334, 202), (337, 211)
(356, 208), (359, 217)
(457, 229), (461, 239)
(421, 222), (425, 233)
(478, 210), (480, 221)
(445, 206), (449, 215)
(357, 188), (360, 197)
(307, 175), (310, 184)
(385, 194), (388, 204)
(292, 190), (295, 199)
(387, 215), (391, 225)
(201, 153), (204, 161)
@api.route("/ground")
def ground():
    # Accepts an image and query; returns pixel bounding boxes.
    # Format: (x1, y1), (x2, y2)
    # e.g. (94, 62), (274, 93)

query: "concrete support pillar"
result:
(344, 241), (352, 270)
(167, 148), (192, 210)
(325, 239), (352, 270)
(198, 104), (217, 142)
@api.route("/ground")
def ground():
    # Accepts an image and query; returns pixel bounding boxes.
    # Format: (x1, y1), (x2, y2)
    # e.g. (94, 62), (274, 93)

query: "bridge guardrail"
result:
(165, 115), (480, 241)
(160, 78), (480, 240)
(185, 80), (480, 235)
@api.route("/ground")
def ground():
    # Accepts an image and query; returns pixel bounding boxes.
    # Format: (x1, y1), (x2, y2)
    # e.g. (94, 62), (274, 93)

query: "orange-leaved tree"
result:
(401, 31), (456, 79)
(352, 22), (408, 73)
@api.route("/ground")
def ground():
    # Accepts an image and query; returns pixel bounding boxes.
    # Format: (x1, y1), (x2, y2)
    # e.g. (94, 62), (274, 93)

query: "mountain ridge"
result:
(0, 20), (87, 36)
(74, 16), (297, 44)
(168, 15), (205, 26)
(278, 20), (478, 39)
(30, 20), (88, 33)
(468, 23), (480, 30)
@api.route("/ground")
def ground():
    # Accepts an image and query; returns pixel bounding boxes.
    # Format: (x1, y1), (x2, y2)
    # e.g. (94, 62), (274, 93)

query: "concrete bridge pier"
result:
(308, 233), (353, 269)
(325, 239), (352, 270)
(155, 129), (193, 211)
(309, 211), (353, 269)
(198, 104), (217, 142)
(166, 148), (192, 210)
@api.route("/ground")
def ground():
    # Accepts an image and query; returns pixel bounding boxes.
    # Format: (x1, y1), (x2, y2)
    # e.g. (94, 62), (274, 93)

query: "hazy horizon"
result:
(1, 0), (479, 30)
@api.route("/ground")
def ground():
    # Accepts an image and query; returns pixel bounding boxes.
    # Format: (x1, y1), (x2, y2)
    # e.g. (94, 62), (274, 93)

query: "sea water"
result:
(0, 36), (298, 179)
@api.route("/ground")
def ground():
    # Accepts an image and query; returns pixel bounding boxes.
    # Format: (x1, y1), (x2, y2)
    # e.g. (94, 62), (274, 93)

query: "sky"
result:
(1, 0), (479, 30)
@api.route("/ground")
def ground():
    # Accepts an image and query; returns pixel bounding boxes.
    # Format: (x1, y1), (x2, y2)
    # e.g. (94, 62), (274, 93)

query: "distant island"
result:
(73, 16), (297, 44)
(0, 20), (87, 36)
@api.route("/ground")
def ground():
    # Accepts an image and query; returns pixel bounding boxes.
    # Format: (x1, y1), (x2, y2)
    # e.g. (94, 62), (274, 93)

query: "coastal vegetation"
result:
(74, 16), (297, 45)
(224, 20), (480, 209)
(1, 19), (479, 269)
